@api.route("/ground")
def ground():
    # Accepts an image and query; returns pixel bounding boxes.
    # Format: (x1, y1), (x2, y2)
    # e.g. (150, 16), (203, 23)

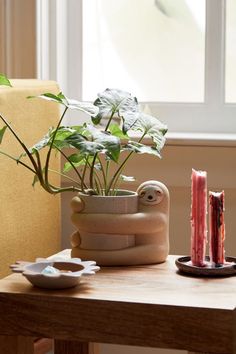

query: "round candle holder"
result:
(175, 256), (236, 277)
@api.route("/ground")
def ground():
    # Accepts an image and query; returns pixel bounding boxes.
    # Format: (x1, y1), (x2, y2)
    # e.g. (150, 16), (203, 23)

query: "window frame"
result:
(36, 0), (236, 136)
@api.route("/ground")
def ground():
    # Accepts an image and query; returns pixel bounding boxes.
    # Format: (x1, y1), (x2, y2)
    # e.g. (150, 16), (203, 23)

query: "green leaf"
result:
(85, 124), (121, 162)
(40, 92), (64, 103)
(64, 132), (88, 149)
(63, 154), (85, 172)
(0, 126), (7, 144)
(97, 132), (120, 162)
(122, 112), (139, 133)
(57, 92), (67, 100)
(28, 92), (64, 103)
(108, 124), (129, 140)
(93, 88), (138, 125)
(64, 128), (106, 154)
(71, 125), (93, 139)
(77, 141), (105, 155)
(25, 126), (77, 156)
(65, 99), (99, 116)
(28, 131), (52, 154)
(125, 141), (162, 158)
(51, 126), (77, 141)
(45, 126), (80, 150)
(0, 74), (12, 87)
(132, 112), (167, 134)
(91, 109), (102, 125)
(28, 92), (99, 116)
(131, 112), (167, 151)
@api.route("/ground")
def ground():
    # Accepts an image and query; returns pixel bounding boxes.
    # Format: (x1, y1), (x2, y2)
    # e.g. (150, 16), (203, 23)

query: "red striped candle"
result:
(209, 191), (225, 265)
(191, 169), (207, 267)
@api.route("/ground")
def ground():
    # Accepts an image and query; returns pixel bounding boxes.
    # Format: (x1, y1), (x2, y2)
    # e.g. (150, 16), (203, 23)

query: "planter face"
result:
(70, 181), (170, 266)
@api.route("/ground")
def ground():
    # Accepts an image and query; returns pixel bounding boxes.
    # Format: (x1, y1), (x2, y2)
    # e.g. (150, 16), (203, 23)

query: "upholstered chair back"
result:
(0, 80), (61, 277)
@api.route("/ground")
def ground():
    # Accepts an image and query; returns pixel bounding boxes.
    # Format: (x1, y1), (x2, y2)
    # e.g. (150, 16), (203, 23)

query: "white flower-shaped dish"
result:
(10, 258), (100, 289)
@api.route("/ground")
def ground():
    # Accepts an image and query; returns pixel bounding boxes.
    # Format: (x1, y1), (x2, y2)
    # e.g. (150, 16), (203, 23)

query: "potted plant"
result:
(0, 74), (170, 266)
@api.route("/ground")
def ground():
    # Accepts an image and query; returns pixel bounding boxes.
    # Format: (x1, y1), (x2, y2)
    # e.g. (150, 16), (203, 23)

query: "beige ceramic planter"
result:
(73, 190), (138, 251)
(70, 180), (170, 266)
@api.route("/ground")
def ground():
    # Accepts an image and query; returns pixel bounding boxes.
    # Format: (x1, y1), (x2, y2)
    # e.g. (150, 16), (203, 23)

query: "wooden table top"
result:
(0, 251), (236, 353)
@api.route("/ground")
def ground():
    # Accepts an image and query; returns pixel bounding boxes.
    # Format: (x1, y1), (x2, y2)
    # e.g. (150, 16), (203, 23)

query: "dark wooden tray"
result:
(175, 256), (236, 276)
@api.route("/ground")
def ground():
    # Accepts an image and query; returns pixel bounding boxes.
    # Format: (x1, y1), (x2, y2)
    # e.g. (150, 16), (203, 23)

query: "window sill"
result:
(130, 132), (236, 147)
(166, 132), (236, 147)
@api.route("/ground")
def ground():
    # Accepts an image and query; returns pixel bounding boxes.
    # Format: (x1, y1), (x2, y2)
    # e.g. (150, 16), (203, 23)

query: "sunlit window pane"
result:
(225, 0), (236, 103)
(82, 0), (205, 102)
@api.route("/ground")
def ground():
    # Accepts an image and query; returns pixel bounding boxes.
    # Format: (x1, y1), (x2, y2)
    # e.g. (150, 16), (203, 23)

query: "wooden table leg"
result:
(54, 340), (99, 354)
(0, 335), (34, 354)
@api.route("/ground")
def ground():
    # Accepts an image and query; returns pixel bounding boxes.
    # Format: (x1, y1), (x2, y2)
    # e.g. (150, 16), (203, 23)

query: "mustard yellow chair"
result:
(0, 80), (61, 278)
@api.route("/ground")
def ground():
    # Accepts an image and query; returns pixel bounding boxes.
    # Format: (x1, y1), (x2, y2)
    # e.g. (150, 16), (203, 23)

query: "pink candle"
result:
(209, 191), (225, 265)
(191, 169), (207, 267)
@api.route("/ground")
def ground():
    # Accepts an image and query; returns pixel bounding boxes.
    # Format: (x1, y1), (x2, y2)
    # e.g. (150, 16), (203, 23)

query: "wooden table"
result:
(0, 251), (236, 354)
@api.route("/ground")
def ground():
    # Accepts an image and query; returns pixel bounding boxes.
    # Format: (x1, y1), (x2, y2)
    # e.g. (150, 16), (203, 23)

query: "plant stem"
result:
(89, 154), (97, 191)
(48, 168), (82, 187)
(106, 131), (147, 192)
(55, 146), (87, 189)
(94, 166), (104, 194)
(44, 106), (68, 187)
(110, 172), (122, 195)
(94, 176), (101, 195)
(105, 160), (110, 192)
(0, 150), (36, 173)
(105, 111), (115, 131)
(0, 148), (76, 194)
(34, 150), (46, 187)
(47, 185), (80, 194)
(53, 186), (81, 194)
(42, 178), (81, 195)
(35, 151), (59, 194)
(81, 155), (89, 192)
(88, 111), (115, 191)
(0, 113), (38, 172)
(96, 156), (107, 193)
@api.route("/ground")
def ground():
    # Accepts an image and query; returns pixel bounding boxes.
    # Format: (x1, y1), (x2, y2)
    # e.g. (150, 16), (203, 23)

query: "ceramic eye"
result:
(155, 189), (164, 203)
(138, 186), (164, 205)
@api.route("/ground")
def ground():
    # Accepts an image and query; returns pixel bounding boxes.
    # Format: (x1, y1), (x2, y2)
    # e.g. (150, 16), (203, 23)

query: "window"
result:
(37, 0), (236, 135)
(83, 0), (206, 102)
